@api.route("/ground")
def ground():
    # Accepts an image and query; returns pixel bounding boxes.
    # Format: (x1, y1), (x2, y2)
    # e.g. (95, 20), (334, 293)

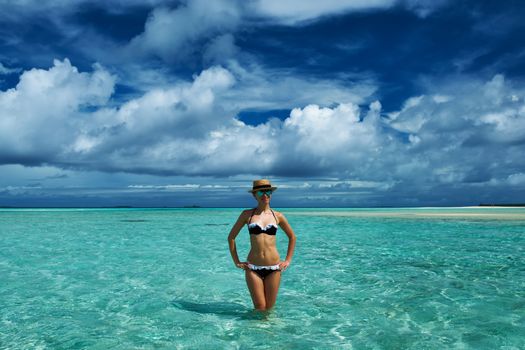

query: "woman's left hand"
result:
(279, 260), (290, 271)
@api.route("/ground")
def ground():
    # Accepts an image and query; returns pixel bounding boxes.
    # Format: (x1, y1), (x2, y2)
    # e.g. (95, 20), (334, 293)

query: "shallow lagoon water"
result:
(1, 207), (524, 349)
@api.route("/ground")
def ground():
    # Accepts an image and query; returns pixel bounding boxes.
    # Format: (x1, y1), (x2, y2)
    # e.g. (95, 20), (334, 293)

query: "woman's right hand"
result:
(236, 261), (249, 270)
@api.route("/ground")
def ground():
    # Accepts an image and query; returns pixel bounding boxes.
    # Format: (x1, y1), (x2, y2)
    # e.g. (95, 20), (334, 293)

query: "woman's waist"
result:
(247, 249), (280, 265)
(248, 246), (279, 255)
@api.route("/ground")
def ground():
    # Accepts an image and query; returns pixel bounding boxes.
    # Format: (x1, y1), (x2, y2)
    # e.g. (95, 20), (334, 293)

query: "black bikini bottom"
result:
(252, 269), (279, 279)
(248, 263), (281, 279)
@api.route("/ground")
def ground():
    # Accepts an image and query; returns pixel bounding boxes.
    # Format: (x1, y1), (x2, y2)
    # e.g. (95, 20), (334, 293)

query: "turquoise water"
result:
(1, 208), (524, 349)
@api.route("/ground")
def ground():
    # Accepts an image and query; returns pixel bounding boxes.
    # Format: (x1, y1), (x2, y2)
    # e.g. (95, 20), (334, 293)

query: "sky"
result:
(1, 0), (525, 208)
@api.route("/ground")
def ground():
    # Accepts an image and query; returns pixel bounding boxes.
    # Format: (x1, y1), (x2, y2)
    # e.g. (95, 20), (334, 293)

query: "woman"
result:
(227, 179), (297, 311)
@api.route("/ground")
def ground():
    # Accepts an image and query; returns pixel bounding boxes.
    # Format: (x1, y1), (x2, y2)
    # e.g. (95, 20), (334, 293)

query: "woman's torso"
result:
(246, 209), (280, 265)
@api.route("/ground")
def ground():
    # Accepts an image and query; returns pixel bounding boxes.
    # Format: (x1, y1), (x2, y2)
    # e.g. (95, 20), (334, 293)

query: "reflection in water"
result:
(171, 299), (271, 320)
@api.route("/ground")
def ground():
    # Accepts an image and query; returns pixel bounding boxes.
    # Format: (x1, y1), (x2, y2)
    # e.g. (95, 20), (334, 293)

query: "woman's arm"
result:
(227, 210), (249, 269)
(277, 212), (297, 271)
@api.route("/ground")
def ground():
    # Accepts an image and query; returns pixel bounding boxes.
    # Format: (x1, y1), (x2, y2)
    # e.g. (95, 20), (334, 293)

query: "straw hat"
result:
(248, 179), (278, 193)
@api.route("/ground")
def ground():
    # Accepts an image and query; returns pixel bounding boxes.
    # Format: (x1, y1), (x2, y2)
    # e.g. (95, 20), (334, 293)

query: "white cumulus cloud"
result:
(0, 58), (115, 163)
(2, 59), (525, 198)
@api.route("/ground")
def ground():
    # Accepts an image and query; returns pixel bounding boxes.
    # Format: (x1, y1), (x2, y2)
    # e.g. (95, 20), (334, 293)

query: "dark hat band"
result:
(252, 184), (273, 190)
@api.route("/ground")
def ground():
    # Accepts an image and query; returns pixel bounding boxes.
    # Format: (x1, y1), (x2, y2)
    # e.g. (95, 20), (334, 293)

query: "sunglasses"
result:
(256, 190), (273, 197)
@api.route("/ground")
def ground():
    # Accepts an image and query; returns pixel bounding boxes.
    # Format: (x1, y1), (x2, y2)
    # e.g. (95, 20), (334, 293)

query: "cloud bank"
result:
(1, 60), (524, 191)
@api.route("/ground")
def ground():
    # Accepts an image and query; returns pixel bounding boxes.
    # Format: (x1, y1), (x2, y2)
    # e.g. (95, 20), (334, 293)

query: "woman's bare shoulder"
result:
(273, 210), (287, 220)
(239, 208), (254, 218)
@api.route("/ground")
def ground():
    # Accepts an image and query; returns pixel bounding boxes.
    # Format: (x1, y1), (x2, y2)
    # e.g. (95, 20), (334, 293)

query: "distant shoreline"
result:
(478, 204), (525, 207)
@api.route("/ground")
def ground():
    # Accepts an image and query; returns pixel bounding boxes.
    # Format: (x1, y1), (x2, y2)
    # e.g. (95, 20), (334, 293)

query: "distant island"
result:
(183, 205), (201, 208)
(479, 203), (525, 207)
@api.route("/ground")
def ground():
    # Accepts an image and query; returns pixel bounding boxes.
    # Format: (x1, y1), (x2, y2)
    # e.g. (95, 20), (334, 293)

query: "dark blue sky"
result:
(1, 0), (525, 207)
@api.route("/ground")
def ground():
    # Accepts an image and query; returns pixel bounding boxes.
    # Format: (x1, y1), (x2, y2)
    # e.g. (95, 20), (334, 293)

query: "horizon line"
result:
(1, 204), (525, 209)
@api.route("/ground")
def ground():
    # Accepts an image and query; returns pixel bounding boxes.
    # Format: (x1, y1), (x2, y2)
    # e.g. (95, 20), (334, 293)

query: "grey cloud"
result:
(224, 61), (377, 110)
(44, 174), (69, 180)
(0, 62), (21, 75)
(247, 0), (452, 25)
(399, 0), (450, 18)
(246, 0), (397, 25)
(126, 0), (241, 62)
(203, 34), (238, 65)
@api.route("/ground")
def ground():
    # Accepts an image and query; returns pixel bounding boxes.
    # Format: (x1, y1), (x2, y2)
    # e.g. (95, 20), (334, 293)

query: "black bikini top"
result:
(248, 208), (278, 235)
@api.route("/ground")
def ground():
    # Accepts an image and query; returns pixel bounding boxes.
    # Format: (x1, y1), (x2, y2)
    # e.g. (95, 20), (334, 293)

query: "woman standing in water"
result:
(228, 179), (297, 311)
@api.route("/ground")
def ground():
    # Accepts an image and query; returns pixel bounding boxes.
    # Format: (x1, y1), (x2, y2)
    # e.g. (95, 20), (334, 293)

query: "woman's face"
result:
(254, 190), (272, 204)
